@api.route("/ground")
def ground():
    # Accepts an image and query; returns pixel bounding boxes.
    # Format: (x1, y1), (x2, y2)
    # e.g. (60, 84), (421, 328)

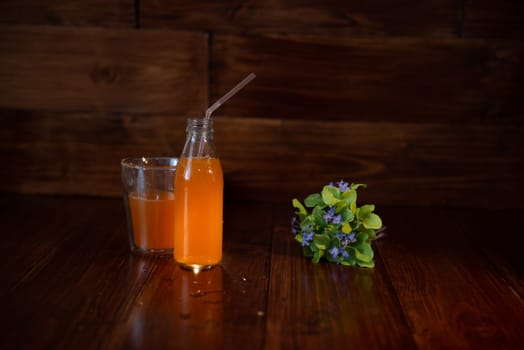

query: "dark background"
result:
(1, 0), (523, 208)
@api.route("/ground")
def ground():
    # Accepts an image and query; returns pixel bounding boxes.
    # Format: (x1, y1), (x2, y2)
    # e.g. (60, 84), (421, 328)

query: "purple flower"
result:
(336, 231), (357, 248)
(323, 207), (342, 225)
(329, 244), (350, 262)
(291, 216), (299, 234)
(336, 180), (349, 192)
(328, 246), (339, 259)
(335, 232), (348, 247)
(301, 231), (314, 246)
(329, 246), (350, 262)
(329, 180), (349, 192)
(322, 206), (337, 224)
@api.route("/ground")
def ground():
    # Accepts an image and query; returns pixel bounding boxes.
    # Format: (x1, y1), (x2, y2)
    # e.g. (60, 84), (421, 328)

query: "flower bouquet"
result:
(291, 181), (383, 268)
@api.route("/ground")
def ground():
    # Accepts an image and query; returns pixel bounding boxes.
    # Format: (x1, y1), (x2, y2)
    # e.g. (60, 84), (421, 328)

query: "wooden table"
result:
(1, 195), (523, 349)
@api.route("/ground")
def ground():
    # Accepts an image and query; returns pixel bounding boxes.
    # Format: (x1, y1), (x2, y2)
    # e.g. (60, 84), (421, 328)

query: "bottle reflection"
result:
(176, 266), (224, 348)
(125, 262), (224, 349)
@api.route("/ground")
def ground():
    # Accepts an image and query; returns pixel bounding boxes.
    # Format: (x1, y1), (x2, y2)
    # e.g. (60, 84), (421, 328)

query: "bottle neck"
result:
(182, 118), (216, 158)
(187, 117), (213, 138)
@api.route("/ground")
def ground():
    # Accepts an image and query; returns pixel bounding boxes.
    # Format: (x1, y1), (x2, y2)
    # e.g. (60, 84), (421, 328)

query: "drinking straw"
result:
(195, 73), (255, 157)
(205, 73), (256, 119)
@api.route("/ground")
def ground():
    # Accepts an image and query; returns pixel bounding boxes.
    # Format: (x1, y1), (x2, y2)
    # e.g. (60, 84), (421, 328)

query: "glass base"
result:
(177, 261), (220, 273)
(131, 247), (173, 257)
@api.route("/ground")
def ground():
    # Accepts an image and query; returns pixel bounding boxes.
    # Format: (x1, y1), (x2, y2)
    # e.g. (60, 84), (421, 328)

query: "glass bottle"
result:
(174, 117), (224, 271)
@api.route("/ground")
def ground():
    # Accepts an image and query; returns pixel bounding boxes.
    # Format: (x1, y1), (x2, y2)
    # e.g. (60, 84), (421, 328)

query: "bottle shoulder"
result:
(176, 157), (222, 171)
(175, 157), (223, 183)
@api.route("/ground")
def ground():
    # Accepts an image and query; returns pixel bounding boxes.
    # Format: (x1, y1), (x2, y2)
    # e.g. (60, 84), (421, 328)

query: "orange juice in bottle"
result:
(174, 118), (223, 271)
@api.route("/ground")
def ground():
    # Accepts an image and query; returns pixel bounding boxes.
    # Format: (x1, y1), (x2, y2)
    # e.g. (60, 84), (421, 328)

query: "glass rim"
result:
(121, 156), (178, 170)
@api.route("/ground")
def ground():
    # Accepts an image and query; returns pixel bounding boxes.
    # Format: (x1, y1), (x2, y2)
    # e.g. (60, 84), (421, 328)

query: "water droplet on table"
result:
(191, 290), (207, 297)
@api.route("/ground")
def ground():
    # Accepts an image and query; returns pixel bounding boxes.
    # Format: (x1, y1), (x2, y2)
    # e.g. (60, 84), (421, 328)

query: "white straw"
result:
(205, 73), (256, 119)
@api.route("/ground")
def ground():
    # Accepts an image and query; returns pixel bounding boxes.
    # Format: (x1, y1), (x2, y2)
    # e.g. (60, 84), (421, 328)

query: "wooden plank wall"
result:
(0, 1), (523, 208)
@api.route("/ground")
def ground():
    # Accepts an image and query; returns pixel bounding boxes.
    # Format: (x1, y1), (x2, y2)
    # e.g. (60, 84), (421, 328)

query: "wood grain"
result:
(1, 195), (524, 348)
(211, 34), (524, 123)
(0, 25), (208, 114)
(141, 0), (461, 37)
(218, 118), (524, 208)
(0, 196), (273, 349)
(0, 196), (154, 349)
(376, 206), (524, 349)
(266, 205), (416, 348)
(463, 0), (524, 39)
(106, 201), (273, 349)
(458, 207), (524, 298)
(1, 112), (523, 208)
(0, 111), (187, 197)
(0, 0), (135, 27)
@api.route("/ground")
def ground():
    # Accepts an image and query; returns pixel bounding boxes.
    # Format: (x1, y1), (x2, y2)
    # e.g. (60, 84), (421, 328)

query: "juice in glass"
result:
(121, 157), (177, 255)
(174, 157), (223, 270)
(129, 191), (175, 250)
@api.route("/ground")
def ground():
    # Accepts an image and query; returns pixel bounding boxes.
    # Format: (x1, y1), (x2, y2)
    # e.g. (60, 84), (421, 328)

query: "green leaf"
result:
(303, 246), (314, 257)
(358, 204), (375, 220)
(350, 183), (367, 190)
(341, 207), (354, 222)
(341, 222), (351, 234)
(357, 260), (375, 268)
(355, 242), (374, 262)
(357, 204), (382, 229)
(304, 193), (322, 208)
(313, 234), (330, 250)
(335, 200), (346, 213)
(294, 234), (302, 244)
(360, 227), (376, 240)
(312, 206), (325, 226)
(363, 213), (382, 230)
(342, 190), (357, 206)
(356, 232), (370, 245)
(345, 247), (358, 265)
(321, 186), (340, 206)
(312, 250), (324, 263)
(292, 199), (307, 218)
(299, 217), (312, 230)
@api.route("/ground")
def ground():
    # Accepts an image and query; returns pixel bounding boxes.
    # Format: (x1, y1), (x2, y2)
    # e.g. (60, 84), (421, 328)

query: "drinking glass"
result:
(121, 157), (177, 255)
